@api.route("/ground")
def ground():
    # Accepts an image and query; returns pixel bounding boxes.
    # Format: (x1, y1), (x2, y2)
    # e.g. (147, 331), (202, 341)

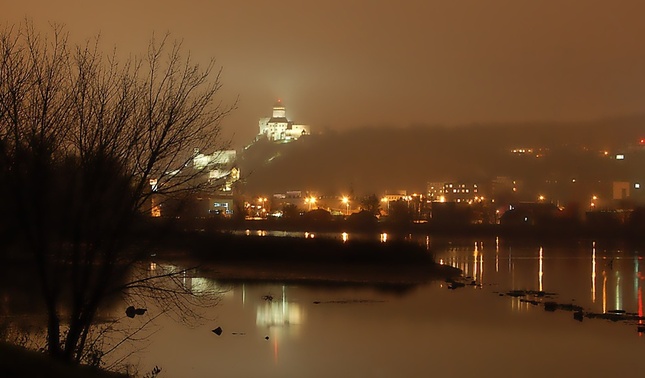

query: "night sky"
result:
(4, 0), (645, 147)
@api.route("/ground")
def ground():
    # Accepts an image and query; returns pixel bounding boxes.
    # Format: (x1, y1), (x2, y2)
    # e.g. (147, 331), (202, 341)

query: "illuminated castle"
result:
(258, 100), (310, 142)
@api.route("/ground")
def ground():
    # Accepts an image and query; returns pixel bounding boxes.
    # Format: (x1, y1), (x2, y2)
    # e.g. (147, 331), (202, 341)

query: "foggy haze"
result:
(5, 3), (645, 376)
(4, 1), (645, 147)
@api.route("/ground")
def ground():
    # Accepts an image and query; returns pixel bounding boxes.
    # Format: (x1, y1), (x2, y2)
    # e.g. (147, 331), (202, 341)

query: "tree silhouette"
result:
(282, 203), (301, 219)
(359, 194), (381, 216)
(0, 22), (234, 364)
(386, 199), (413, 228)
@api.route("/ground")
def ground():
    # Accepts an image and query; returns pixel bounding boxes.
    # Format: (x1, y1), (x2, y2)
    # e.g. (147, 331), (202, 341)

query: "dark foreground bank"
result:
(0, 342), (127, 378)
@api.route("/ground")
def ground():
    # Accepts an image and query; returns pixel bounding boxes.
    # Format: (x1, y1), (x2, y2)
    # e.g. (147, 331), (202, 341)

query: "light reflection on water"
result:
(255, 286), (303, 329)
(111, 232), (645, 377)
(199, 231), (645, 317)
(4, 232), (645, 377)
(425, 235), (645, 337)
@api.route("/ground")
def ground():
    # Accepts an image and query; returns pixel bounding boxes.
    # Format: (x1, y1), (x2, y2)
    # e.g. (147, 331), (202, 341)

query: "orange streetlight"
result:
(305, 196), (316, 211)
(258, 197), (267, 217)
(591, 195), (598, 209)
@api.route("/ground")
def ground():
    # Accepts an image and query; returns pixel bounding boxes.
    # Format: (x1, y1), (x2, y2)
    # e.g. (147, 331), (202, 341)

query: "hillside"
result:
(236, 115), (645, 197)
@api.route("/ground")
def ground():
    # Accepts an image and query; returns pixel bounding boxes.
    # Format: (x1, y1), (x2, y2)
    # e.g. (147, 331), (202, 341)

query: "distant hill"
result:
(236, 115), (645, 197)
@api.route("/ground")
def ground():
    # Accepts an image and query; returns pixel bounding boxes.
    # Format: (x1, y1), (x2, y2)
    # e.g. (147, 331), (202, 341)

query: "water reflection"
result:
(256, 286), (302, 328)
(227, 230), (645, 316)
(2, 239), (643, 329)
(131, 242), (645, 377)
(539, 247), (543, 292)
(438, 241), (641, 315)
(5, 232), (645, 377)
(150, 263), (229, 297)
(592, 243), (596, 303)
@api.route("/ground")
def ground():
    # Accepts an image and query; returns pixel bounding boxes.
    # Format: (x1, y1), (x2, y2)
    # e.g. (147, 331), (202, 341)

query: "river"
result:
(4, 232), (645, 377)
(107, 232), (645, 378)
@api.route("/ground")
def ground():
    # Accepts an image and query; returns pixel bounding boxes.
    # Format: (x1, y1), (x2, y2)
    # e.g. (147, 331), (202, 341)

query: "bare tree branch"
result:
(0, 20), (233, 365)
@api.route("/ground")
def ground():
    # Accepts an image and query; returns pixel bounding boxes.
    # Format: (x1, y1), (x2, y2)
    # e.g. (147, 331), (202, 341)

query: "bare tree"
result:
(0, 21), (235, 364)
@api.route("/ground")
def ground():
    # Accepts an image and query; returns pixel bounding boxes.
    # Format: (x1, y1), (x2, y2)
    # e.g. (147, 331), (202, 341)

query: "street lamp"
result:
(342, 196), (349, 215)
(258, 197), (267, 217)
(305, 196), (316, 211)
(591, 195), (598, 209)
(381, 197), (390, 214)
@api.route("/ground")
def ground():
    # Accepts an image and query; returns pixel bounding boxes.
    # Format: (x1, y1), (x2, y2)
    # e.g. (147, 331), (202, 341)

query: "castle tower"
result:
(272, 99), (287, 119)
(258, 99), (310, 142)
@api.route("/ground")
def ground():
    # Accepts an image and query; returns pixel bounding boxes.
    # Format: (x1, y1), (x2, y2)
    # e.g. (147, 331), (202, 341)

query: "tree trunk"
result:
(46, 311), (62, 360)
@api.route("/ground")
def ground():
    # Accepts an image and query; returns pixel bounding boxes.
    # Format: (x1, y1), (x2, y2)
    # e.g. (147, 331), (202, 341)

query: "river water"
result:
(3, 232), (644, 377)
(107, 232), (645, 378)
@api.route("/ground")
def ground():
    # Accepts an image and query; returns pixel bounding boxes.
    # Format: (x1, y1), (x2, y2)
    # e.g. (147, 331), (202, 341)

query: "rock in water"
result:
(573, 311), (584, 322)
(125, 306), (147, 318)
(212, 327), (223, 336)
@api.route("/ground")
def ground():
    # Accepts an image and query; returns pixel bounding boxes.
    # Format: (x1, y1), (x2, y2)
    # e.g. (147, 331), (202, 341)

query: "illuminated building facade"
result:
(381, 190), (409, 203)
(444, 183), (479, 203)
(148, 148), (240, 218)
(258, 100), (310, 142)
(192, 148), (239, 190)
(426, 182), (445, 202)
(426, 182), (480, 203)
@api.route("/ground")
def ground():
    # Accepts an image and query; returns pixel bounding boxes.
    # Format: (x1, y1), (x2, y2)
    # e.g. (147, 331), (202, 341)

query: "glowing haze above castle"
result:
(258, 100), (311, 142)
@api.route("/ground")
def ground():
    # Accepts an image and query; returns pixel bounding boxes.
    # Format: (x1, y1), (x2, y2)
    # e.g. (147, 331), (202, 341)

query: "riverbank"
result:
(0, 342), (127, 378)
(146, 216), (645, 246)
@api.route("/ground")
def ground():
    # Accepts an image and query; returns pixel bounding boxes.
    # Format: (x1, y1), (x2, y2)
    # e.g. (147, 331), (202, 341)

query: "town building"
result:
(192, 148), (238, 190)
(446, 183), (480, 203)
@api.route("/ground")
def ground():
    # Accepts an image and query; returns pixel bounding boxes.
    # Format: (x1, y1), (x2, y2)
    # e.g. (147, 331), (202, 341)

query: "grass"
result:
(0, 342), (128, 378)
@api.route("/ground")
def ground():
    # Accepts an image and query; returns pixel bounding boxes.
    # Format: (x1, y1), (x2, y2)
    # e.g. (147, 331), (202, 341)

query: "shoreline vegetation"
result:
(151, 231), (462, 287)
(161, 216), (645, 245)
(0, 342), (127, 378)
